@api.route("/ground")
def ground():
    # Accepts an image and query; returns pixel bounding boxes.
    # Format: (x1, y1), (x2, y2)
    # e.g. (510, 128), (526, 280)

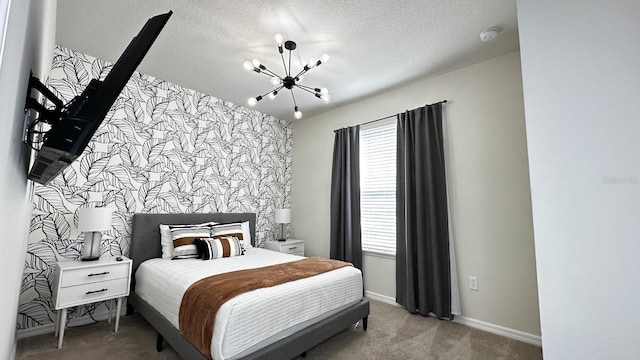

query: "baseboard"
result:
(364, 290), (399, 306)
(17, 308), (113, 339)
(365, 290), (541, 347)
(453, 316), (542, 347)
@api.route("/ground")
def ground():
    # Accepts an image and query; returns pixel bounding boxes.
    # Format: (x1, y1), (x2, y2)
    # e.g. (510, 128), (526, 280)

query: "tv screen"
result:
(27, 11), (172, 185)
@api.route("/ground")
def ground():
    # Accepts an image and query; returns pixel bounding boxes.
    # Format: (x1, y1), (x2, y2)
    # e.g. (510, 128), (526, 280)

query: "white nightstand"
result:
(264, 239), (304, 256)
(52, 256), (132, 349)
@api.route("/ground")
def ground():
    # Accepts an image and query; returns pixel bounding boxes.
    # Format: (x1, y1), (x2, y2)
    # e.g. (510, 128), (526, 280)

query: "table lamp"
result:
(275, 208), (290, 241)
(78, 207), (113, 261)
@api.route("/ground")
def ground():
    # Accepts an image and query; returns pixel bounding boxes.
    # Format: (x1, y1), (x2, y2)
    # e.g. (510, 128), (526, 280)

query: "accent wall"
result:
(18, 45), (292, 331)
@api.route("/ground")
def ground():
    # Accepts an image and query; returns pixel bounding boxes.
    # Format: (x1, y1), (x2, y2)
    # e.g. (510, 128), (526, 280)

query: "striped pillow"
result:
(169, 224), (213, 259)
(210, 222), (252, 249)
(160, 222), (217, 259)
(196, 236), (244, 260)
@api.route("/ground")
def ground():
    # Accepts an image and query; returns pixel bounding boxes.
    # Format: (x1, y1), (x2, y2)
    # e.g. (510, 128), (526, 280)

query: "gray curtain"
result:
(396, 102), (451, 318)
(330, 126), (362, 270)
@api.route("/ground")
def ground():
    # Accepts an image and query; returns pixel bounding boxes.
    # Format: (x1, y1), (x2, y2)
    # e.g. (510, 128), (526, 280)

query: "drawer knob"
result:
(288, 246), (297, 250)
(87, 271), (109, 277)
(86, 288), (108, 295)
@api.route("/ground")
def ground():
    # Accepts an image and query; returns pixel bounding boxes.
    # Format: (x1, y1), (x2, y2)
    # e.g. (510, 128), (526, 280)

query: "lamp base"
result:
(81, 231), (102, 261)
(276, 223), (288, 242)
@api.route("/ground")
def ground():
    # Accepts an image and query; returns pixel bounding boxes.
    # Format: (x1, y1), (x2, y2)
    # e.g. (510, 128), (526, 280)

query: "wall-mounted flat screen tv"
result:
(26, 11), (172, 185)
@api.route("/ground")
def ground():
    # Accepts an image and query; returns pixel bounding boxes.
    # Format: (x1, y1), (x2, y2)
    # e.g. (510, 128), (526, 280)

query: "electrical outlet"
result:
(468, 276), (479, 291)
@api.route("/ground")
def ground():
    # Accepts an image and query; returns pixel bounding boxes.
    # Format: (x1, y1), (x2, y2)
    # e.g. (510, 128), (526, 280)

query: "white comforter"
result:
(135, 248), (363, 360)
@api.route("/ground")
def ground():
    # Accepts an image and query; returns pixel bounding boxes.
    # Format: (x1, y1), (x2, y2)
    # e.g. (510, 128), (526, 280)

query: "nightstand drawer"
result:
(60, 263), (129, 287)
(57, 278), (129, 309)
(264, 239), (304, 256)
(280, 243), (304, 255)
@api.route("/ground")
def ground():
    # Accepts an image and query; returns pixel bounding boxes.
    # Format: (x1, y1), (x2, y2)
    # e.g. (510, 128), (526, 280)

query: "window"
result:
(360, 119), (396, 256)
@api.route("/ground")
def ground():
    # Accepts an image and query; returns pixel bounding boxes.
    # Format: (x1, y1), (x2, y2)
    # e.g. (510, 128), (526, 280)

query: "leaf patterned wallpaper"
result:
(18, 46), (292, 331)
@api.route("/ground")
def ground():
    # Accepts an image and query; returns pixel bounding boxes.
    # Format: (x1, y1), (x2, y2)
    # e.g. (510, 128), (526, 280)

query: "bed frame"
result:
(127, 213), (369, 360)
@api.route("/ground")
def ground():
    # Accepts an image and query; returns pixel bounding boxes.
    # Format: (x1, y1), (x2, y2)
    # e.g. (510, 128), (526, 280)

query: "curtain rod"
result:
(334, 100), (447, 132)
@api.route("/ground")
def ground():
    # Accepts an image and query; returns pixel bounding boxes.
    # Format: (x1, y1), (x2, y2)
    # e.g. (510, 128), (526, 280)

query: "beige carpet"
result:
(17, 299), (542, 360)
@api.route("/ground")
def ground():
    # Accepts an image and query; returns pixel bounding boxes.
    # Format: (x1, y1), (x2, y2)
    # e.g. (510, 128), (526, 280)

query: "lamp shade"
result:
(77, 207), (113, 231)
(275, 208), (291, 224)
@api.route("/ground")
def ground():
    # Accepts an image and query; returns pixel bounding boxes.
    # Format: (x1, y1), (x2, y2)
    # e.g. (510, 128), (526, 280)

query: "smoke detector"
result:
(479, 27), (500, 42)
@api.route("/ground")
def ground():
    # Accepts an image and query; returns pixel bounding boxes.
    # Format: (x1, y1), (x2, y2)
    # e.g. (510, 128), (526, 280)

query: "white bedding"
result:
(135, 247), (363, 360)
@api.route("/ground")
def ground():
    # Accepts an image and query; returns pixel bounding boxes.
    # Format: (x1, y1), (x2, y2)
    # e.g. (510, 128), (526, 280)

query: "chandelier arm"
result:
(253, 69), (276, 79)
(295, 84), (320, 92)
(280, 49), (288, 76)
(256, 66), (281, 79)
(254, 85), (285, 99)
(295, 85), (320, 96)
(288, 49), (292, 77)
(290, 88), (298, 108)
(270, 85), (285, 96)
(292, 67), (309, 80)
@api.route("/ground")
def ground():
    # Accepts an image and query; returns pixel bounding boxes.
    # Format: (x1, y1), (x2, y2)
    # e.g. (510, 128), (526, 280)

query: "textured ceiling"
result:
(56, 0), (519, 121)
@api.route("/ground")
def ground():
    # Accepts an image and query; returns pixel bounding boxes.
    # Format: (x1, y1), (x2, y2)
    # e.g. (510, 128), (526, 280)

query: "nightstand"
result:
(264, 239), (304, 256)
(52, 256), (132, 349)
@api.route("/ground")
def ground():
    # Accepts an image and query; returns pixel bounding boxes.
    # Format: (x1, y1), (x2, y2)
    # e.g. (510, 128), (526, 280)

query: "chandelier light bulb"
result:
(268, 91), (278, 100)
(321, 94), (331, 103)
(274, 33), (284, 45)
(243, 61), (254, 71)
(320, 87), (328, 95)
(248, 97), (258, 107)
(297, 75), (304, 82)
(294, 110), (303, 119)
(252, 59), (261, 68)
(321, 54), (330, 63)
(270, 76), (281, 86)
(307, 58), (317, 68)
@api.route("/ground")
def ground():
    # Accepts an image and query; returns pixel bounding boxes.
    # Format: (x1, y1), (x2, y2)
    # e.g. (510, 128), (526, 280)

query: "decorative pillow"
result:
(210, 221), (253, 249)
(195, 236), (244, 260)
(168, 224), (214, 259)
(241, 221), (253, 248)
(159, 222), (217, 259)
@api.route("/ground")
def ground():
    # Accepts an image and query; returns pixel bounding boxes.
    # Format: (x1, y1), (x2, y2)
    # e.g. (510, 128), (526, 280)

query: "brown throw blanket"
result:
(178, 257), (352, 359)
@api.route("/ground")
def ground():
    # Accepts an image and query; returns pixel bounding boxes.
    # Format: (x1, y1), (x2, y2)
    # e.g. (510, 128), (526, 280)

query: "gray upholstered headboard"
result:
(129, 213), (256, 290)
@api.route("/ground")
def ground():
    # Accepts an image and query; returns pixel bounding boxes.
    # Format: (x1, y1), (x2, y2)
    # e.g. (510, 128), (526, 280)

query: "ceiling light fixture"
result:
(244, 34), (330, 119)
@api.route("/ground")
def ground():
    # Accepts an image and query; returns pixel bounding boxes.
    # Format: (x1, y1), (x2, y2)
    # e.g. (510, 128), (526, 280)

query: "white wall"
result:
(292, 51), (540, 336)
(0, 0), (55, 358)
(518, 1), (640, 358)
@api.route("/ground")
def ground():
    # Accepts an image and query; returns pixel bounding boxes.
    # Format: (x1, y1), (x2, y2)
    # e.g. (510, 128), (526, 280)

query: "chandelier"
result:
(243, 34), (330, 119)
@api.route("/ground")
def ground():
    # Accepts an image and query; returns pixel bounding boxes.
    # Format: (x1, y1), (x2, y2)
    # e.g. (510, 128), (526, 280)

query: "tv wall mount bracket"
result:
(23, 72), (64, 150)
(23, 71), (99, 150)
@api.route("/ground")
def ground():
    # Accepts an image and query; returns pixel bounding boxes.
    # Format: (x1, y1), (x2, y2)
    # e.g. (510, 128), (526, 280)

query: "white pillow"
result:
(241, 221), (253, 248)
(159, 221), (217, 259)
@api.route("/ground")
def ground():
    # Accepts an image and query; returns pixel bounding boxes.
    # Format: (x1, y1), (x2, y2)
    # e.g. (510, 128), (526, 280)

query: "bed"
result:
(127, 212), (369, 360)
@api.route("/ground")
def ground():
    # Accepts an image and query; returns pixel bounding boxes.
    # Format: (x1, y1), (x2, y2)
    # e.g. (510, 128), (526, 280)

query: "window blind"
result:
(360, 119), (396, 256)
